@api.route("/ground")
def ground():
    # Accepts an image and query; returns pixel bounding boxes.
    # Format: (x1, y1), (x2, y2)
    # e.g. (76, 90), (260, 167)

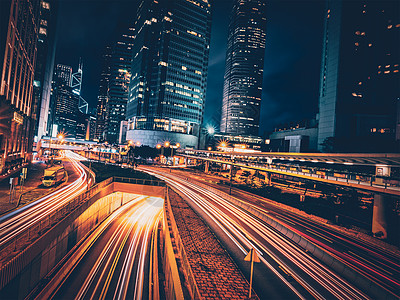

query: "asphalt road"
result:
(142, 166), (396, 299)
(165, 167), (400, 298)
(45, 196), (163, 300)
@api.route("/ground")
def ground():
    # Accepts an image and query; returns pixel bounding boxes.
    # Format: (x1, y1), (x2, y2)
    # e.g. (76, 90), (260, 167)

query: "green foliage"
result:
(83, 161), (157, 182)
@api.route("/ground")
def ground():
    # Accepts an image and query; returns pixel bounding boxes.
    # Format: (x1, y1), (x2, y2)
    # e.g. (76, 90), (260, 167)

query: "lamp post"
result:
(171, 143), (180, 165)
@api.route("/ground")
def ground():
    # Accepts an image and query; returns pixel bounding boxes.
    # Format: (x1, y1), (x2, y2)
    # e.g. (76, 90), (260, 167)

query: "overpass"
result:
(175, 149), (400, 239)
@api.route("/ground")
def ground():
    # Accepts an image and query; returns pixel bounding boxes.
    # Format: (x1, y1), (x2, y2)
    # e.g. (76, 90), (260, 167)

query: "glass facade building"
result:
(126, 0), (212, 148)
(220, 0), (267, 137)
(318, 0), (400, 152)
(104, 27), (134, 144)
(95, 46), (112, 141)
(33, 0), (58, 141)
(50, 64), (79, 138)
(0, 0), (40, 175)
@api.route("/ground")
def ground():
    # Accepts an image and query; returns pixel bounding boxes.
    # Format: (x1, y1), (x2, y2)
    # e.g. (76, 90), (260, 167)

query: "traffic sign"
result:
(244, 248), (260, 262)
(245, 248), (260, 298)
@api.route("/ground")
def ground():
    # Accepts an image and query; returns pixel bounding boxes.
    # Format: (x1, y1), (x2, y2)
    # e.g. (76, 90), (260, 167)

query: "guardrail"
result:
(114, 176), (165, 186)
(180, 154), (400, 192)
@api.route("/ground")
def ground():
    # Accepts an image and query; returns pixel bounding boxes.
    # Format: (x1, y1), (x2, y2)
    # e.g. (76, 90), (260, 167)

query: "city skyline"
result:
(55, 0), (325, 134)
(0, 1), (399, 299)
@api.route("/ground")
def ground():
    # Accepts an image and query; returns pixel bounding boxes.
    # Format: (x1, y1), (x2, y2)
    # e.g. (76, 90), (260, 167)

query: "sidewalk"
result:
(168, 189), (255, 299)
(0, 161), (63, 215)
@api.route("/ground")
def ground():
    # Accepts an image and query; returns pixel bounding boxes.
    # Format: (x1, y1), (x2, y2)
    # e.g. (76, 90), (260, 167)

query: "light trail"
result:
(0, 150), (88, 248)
(142, 167), (370, 300)
(161, 167), (400, 298)
(47, 196), (163, 300)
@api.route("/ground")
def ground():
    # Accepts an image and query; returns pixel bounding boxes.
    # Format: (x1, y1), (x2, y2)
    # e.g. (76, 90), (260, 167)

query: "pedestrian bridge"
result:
(176, 149), (400, 195)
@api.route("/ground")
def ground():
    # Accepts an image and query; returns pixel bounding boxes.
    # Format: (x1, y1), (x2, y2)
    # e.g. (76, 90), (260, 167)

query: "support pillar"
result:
(204, 161), (209, 173)
(372, 194), (388, 239)
(265, 173), (272, 186)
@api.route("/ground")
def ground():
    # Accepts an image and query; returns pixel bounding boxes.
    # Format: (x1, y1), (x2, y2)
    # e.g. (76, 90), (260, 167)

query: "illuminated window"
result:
(181, 66), (187, 71)
(42, 1), (50, 9)
(39, 27), (47, 35)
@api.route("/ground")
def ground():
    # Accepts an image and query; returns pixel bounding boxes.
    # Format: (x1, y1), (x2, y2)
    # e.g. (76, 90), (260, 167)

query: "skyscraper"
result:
(220, 0), (267, 137)
(95, 45), (112, 141)
(33, 0), (58, 141)
(50, 64), (79, 137)
(0, 0), (40, 175)
(104, 27), (134, 144)
(125, 0), (212, 148)
(317, 0), (399, 152)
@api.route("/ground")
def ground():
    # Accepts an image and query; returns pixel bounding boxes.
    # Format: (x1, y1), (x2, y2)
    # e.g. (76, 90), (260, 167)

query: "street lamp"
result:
(207, 126), (215, 135)
(171, 143), (180, 164)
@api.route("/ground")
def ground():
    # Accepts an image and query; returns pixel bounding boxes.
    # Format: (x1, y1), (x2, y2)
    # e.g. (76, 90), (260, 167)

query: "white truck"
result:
(42, 166), (65, 187)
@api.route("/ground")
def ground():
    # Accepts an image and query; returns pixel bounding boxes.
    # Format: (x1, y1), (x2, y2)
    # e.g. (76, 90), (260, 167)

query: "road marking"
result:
(306, 229), (333, 244)
(347, 251), (393, 275)
(275, 215), (297, 226)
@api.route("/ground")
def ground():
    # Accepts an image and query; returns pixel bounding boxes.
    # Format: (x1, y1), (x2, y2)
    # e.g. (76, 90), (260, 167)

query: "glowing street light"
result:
(207, 126), (215, 135)
(164, 141), (170, 147)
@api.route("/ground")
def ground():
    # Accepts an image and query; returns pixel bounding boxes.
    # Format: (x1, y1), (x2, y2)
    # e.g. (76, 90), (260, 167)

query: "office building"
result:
(95, 46), (112, 141)
(33, 0), (58, 141)
(50, 64), (79, 137)
(104, 28), (134, 144)
(220, 0), (267, 137)
(317, 0), (399, 152)
(0, 0), (40, 175)
(126, 0), (212, 148)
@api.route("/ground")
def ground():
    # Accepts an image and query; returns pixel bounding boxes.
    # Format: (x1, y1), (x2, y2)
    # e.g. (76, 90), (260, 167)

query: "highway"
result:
(37, 196), (163, 300)
(0, 150), (89, 251)
(141, 166), (392, 300)
(175, 168), (400, 298)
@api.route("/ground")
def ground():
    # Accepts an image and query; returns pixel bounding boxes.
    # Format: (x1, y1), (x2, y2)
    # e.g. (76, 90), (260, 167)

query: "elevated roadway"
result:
(176, 149), (400, 196)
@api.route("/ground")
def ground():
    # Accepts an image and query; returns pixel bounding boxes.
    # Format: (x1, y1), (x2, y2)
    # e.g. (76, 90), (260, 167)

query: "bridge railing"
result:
(113, 176), (166, 186)
(180, 153), (400, 191)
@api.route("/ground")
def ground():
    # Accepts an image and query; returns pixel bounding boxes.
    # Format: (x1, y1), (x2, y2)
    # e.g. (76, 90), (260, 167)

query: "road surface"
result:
(37, 195), (163, 300)
(142, 167), (379, 300)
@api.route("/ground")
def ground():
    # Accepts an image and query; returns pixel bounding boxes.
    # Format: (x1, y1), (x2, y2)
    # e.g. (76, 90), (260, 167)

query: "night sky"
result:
(56, 0), (325, 135)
